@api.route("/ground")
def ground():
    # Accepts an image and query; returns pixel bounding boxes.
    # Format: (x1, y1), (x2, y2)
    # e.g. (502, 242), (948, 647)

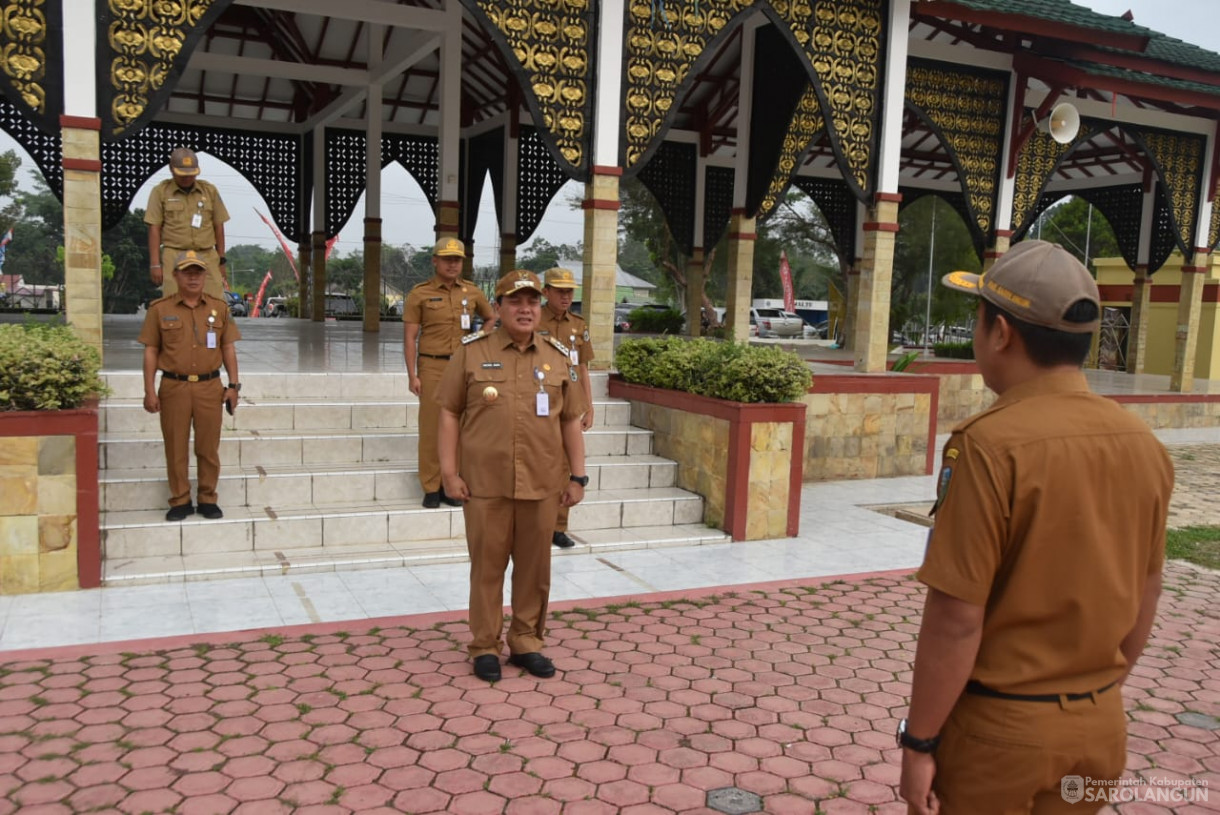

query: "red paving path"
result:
(0, 563), (1217, 814)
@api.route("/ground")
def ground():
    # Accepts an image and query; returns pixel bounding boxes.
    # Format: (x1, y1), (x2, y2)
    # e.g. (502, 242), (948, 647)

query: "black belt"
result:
(965, 679), (1117, 703)
(161, 369), (221, 382)
(418, 353), (451, 360)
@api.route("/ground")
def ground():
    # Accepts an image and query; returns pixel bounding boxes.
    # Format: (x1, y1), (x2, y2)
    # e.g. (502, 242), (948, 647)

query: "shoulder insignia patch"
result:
(461, 330), (487, 345)
(410, 280), (431, 290)
(546, 336), (570, 356)
(583, 328), (590, 342)
(944, 447), (959, 461)
(930, 465), (953, 516)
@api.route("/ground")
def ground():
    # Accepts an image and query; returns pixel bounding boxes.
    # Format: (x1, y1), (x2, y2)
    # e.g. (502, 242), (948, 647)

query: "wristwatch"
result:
(219, 256), (228, 266)
(226, 382), (241, 392)
(569, 474), (589, 487)
(896, 719), (940, 753)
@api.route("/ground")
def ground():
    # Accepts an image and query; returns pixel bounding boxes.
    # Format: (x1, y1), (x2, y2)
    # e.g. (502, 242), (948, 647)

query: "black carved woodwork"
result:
(100, 123), (301, 236)
(462, 128), (506, 244)
(0, 94), (62, 199)
(793, 176), (856, 263)
(900, 187), (981, 261)
(1074, 184), (1144, 271)
(637, 140), (697, 256)
(325, 130), (439, 239)
(746, 24), (811, 220)
(516, 125), (568, 242)
(0, 0), (64, 136)
(1149, 184), (1178, 274)
(703, 166), (736, 253)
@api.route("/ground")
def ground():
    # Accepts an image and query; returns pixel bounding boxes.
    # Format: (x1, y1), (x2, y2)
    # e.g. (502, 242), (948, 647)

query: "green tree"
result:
(1031, 196), (1119, 272)
(102, 210), (159, 313)
(517, 238), (583, 273)
(3, 174), (63, 284)
(892, 196), (980, 342)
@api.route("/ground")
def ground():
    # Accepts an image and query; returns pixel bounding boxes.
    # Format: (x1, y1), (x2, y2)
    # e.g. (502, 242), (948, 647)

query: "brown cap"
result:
(942, 240), (1100, 333)
(432, 238), (466, 258)
(169, 147), (200, 176)
(173, 250), (208, 272)
(543, 267), (579, 289)
(495, 269), (543, 299)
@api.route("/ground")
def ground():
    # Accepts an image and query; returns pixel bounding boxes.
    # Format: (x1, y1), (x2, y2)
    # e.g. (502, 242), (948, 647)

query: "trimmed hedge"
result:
(0, 321), (108, 411)
(626, 307), (684, 335)
(616, 337), (812, 403)
(933, 341), (975, 359)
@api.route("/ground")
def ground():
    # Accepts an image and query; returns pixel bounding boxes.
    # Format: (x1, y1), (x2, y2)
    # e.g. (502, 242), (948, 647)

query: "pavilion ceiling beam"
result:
(233, 0), (449, 32)
(189, 52), (369, 86)
(913, 1), (1149, 52)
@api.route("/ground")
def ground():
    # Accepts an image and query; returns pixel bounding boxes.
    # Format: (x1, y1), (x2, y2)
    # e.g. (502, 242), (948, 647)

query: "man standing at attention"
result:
(437, 270), (588, 683)
(145, 148), (230, 301)
(139, 251), (242, 522)
(899, 240), (1173, 814)
(404, 238), (496, 508)
(538, 267), (595, 549)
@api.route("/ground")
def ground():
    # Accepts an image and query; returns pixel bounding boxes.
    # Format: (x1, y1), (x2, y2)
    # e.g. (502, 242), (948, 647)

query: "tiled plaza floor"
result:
(1, 561), (1216, 814)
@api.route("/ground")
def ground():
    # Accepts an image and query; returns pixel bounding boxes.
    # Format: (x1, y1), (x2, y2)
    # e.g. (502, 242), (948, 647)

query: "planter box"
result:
(608, 376), (805, 541)
(0, 407), (100, 593)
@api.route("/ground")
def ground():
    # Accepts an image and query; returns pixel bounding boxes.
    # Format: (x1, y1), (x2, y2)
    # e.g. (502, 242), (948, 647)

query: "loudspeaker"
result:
(1037, 102), (1081, 144)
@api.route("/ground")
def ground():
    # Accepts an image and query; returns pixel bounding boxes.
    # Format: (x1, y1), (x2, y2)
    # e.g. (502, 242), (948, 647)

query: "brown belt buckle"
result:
(187, 374), (199, 382)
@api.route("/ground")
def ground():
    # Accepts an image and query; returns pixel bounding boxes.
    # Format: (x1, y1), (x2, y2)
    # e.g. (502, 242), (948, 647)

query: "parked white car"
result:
(751, 307), (804, 338)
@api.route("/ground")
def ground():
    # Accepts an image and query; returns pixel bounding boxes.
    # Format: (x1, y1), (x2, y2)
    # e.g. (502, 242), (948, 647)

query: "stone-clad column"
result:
(983, 230), (1011, 273)
(581, 166), (621, 370)
(854, 194), (901, 372)
(363, 218), (382, 332)
(436, 201), (460, 241)
(1126, 265), (1151, 374)
(60, 115), (104, 358)
(724, 210), (756, 343)
(686, 248), (705, 338)
(1170, 257), (1207, 392)
(499, 233), (517, 276)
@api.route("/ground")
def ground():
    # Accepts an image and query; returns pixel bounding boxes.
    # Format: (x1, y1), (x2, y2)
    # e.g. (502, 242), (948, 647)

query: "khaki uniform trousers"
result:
(416, 355), (449, 493)
(464, 494), (560, 657)
(933, 685), (1127, 814)
(161, 246), (224, 301)
(158, 378), (225, 507)
(555, 451), (572, 533)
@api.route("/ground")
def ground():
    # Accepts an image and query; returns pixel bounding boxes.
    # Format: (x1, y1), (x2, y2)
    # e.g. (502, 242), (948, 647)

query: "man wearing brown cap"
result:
(145, 148), (230, 302)
(539, 267), (595, 549)
(436, 270), (588, 683)
(139, 251), (242, 522)
(403, 238), (496, 508)
(899, 240), (1173, 815)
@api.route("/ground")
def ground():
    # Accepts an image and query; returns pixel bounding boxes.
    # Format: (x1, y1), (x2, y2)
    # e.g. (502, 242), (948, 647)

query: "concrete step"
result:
(101, 487), (708, 563)
(101, 454), (680, 512)
(101, 524), (731, 586)
(99, 425), (654, 471)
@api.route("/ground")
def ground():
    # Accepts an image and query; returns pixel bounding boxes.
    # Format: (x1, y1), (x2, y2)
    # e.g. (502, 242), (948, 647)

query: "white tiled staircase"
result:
(98, 371), (728, 585)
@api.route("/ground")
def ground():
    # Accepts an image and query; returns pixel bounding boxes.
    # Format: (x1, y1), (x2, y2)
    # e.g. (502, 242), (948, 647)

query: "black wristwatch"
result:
(219, 256), (227, 266)
(569, 474), (589, 487)
(896, 719), (940, 753)
(226, 382), (241, 392)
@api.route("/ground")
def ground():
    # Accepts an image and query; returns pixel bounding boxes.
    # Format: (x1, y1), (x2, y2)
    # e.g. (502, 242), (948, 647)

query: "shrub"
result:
(0, 321), (109, 411)
(933, 341), (974, 359)
(617, 337), (811, 403)
(626, 307), (684, 335)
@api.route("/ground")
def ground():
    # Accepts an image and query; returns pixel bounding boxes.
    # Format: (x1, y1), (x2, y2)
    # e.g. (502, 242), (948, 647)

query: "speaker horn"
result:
(1037, 102), (1081, 144)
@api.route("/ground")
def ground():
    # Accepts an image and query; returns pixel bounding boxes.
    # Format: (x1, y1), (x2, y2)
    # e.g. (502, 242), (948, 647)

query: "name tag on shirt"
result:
(536, 392), (549, 416)
(461, 314), (471, 330)
(191, 213), (203, 229)
(206, 330), (217, 349)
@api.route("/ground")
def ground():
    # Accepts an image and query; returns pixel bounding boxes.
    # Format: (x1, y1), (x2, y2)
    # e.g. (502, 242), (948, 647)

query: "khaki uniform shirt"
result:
(918, 370), (1173, 695)
(538, 303), (594, 366)
(144, 178), (229, 251)
(404, 276), (495, 356)
(138, 292), (241, 374)
(436, 327), (588, 500)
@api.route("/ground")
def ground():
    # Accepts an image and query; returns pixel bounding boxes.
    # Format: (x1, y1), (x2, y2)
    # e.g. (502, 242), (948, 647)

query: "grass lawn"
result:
(1166, 526), (1220, 571)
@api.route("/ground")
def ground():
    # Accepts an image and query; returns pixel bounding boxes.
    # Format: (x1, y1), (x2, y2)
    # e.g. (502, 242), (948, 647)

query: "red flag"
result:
(253, 271), (273, 316)
(779, 250), (796, 312)
(325, 235), (339, 260)
(254, 209), (299, 282)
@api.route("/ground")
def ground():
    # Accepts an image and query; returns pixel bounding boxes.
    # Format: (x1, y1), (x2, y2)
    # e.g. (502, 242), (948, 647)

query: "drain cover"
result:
(1176, 711), (1220, 730)
(707, 787), (763, 815)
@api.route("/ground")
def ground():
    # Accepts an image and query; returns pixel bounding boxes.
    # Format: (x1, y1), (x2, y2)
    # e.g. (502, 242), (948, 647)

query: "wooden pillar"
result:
(1127, 265), (1151, 374)
(363, 218), (382, 332)
(581, 165), (621, 370)
(60, 116), (103, 358)
(686, 248), (705, 337)
(311, 231), (327, 322)
(499, 233), (517, 276)
(1170, 257), (1208, 392)
(297, 236), (312, 318)
(724, 210), (756, 343)
(854, 194), (901, 372)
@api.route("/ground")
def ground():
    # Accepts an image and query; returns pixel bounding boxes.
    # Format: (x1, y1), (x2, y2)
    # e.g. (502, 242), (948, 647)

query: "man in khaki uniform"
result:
(145, 148), (230, 301)
(404, 238), (497, 508)
(899, 241), (1173, 815)
(139, 251), (242, 522)
(538, 267), (595, 548)
(437, 270), (588, 683)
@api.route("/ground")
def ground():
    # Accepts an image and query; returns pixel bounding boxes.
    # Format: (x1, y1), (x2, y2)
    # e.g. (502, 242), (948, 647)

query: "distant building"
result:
(555, 258), (657, 302)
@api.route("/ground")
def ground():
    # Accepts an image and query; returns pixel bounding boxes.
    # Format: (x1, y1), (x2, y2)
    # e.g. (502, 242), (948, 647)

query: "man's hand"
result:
(224, 387), (239, 416)
(900, 751), (940, 815)
(560, 481), (584, 508)
(442, 473), (470, 503)
(580, 407), (595, 432)
(409, 374), (422, 396)
(150, 266), (163, 286)
(143, 393), (160, 414)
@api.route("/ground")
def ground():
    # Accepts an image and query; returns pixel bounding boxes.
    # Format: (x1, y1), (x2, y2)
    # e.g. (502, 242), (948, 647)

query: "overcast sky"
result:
(1, 1), (1217, 268)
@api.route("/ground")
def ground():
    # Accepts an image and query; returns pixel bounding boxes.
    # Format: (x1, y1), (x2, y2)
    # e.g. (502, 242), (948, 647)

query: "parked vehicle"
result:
(262, 296), (287, 317)
(751, 307), (803, 338)
(225, 291), (247, 317)
(713, 307), (759, 337)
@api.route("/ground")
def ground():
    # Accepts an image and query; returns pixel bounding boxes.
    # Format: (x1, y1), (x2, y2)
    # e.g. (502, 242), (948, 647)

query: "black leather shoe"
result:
(508, 652), (555, 678)
(439, 487), (462, 507)
(165, 504), (194, 522)
(473, 655), (501, 682)
(197, 503), (224, 519)
(422, 492), (441, 509)
(552, 531), (576, 549)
